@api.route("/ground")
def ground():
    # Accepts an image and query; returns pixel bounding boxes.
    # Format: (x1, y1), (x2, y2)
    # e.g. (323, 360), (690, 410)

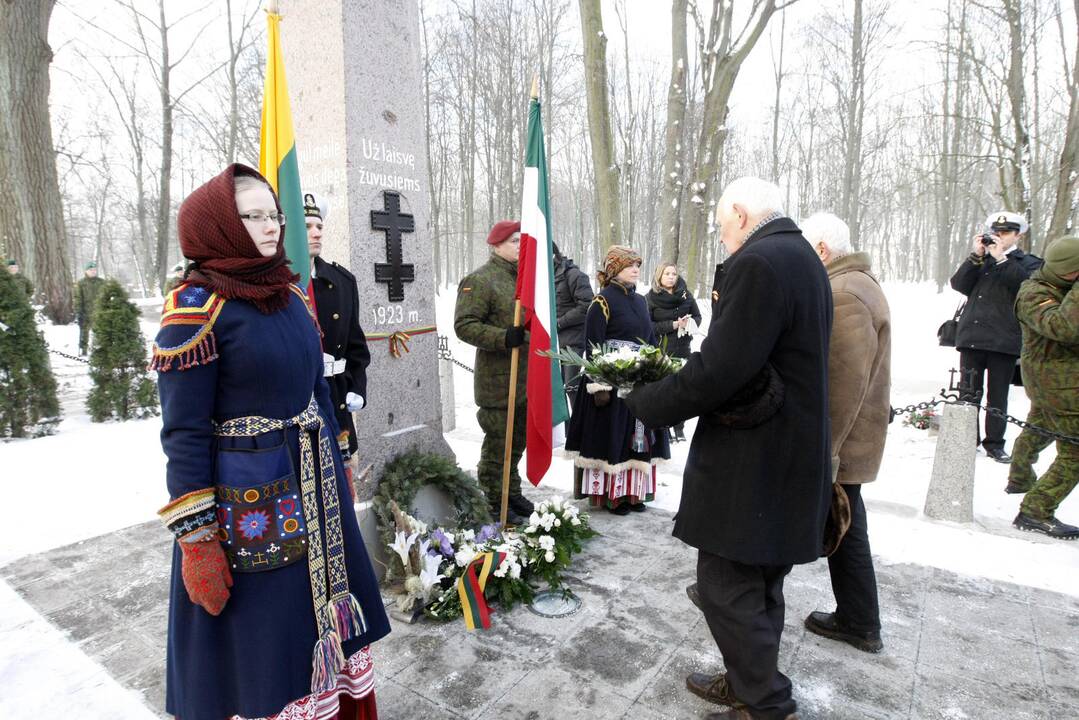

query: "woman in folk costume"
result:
(565, 245), (671, 515)
(645, 263), (702, 443)
(153, 164), (389, 720)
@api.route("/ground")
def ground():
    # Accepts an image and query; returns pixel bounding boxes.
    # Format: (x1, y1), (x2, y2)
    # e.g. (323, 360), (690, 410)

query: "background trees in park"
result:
(1, 0), (1076, 302)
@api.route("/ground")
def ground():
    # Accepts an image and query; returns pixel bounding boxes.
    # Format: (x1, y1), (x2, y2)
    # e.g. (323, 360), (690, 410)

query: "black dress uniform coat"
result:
(625, 218), (833, 566)
(950, 248), (1042, 356)
(311, 255), (371, 456)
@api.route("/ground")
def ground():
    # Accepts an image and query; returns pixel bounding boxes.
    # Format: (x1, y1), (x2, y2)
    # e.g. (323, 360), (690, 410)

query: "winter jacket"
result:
(646, 278), (702, 359)
(454, 254), (527, 408)
(1016, 274), (1079, 417)
(825, 252), (891, 485)
(74, 275), (105, 324)
(625, 217), (833, 566)
(950, 248), (1043, 356)
(554, 255), (594, 351)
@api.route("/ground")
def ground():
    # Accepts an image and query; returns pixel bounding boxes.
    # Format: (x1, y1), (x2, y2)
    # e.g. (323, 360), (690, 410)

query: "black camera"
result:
(981, 233), (996, 246)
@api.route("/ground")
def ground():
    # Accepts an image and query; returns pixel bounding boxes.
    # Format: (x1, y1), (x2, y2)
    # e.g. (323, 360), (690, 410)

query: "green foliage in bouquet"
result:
(0, 269), (59, 437)
(86, 280), (158, 422)
(540, 336), (684, 393)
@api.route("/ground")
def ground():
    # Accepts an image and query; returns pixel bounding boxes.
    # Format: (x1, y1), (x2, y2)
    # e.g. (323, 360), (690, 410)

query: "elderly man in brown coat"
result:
(801, 212), (891, 654)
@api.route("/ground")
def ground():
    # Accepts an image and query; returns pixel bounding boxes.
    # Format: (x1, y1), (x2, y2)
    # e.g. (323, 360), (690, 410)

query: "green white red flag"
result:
(515, 96), (570, 486)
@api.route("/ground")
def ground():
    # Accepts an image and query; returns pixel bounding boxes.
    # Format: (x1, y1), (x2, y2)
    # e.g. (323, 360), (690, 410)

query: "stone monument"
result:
(924, 403), (978, 523)
(282, 0), (453, 498)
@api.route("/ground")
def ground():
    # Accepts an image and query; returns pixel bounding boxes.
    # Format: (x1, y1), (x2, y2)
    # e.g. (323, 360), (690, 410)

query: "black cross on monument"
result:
(371, 191), (415, 302)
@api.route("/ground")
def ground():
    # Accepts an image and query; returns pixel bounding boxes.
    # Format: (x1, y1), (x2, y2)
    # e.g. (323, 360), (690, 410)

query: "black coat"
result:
(565, 281), (670, 470)
(950, 248), (1042, 357)
(554, 256), (595, 350)
(625, 218), (833, 566)
(646, 279), (702, 359)
(311, 256), (371, 455)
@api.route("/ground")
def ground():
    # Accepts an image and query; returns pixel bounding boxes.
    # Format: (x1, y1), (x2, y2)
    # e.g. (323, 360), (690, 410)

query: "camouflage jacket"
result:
(1016, 277), (1079, 416)
(454, 254), (528, 408)
(74, 276), (105, 323)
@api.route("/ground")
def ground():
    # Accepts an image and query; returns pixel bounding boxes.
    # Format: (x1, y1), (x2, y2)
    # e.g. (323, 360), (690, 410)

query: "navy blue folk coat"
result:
(156, 284), (389, 720)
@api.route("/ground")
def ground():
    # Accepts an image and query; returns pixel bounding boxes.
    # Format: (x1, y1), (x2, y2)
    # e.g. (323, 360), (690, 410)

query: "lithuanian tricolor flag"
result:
(457, 551), (507, 630)
(515, 94), (569, 486)
(259, 10), (309, 289)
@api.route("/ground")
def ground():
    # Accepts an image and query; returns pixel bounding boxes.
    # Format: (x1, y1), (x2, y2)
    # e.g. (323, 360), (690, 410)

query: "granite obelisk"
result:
(282, 0), (453, 499)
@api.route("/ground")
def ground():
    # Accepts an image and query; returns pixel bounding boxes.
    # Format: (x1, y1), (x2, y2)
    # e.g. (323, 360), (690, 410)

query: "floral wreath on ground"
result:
(904, 407), (938, 430)
(374, 451), (597, 623)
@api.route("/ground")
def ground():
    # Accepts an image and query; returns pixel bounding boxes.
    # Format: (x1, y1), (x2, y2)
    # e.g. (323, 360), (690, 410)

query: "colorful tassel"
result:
(310, 629), (346, 693)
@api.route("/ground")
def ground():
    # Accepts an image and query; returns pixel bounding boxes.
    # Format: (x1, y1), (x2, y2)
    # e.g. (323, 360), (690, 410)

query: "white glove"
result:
(346, 392), (365, 411)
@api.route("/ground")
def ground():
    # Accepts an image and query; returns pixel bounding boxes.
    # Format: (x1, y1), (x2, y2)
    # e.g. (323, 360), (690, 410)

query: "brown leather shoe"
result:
(686, 672), (745, 708)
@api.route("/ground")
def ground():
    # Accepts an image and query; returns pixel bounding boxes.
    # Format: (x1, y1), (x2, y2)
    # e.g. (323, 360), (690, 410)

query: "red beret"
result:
(487, 220), (521, 245)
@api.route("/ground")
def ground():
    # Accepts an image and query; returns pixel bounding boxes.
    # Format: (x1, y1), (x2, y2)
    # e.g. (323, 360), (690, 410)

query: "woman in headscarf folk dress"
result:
(152, 164), (390, 720)
(565, 245), (671, 515)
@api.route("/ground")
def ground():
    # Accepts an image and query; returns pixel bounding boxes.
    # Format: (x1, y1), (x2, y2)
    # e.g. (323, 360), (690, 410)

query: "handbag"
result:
(937, 302), (965, 347)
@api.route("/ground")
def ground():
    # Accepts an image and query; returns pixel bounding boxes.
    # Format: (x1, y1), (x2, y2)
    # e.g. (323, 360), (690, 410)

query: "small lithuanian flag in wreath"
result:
(457, 551), (507, 630)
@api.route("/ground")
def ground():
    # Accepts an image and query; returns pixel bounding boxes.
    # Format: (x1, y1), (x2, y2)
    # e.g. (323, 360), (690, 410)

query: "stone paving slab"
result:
(3, 500), (1078, 719)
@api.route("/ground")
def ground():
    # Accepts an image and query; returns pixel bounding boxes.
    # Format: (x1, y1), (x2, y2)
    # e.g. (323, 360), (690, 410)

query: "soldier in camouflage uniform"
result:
(454, 220), (531, 524)
(1008, 235), (1079, 539)
(74, 261), (105, 355)
(6, 259), (33, 300)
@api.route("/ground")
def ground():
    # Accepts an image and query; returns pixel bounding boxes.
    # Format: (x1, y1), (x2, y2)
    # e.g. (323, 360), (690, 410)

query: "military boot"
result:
(491, 503), (526, 526)
(508, 493), (535, 517)
(1013, 512), (1079, 540)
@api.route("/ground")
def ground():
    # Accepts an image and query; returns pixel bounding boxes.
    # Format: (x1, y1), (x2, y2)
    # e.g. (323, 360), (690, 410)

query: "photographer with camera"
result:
(949, 212), (1042, 462)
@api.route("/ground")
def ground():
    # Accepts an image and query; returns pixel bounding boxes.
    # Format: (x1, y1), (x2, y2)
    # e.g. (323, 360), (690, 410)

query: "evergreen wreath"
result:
(373, 450), (491, 545)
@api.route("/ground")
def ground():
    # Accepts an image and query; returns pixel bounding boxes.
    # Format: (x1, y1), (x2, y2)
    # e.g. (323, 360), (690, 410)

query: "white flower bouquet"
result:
(543, 338), (685, 398)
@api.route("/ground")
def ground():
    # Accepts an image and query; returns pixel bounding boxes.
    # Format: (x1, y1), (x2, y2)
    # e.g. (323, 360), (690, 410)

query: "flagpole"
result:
(498, 75), (539, 527)
(266, 0), (279, 13)
(499, 300), (523, 527)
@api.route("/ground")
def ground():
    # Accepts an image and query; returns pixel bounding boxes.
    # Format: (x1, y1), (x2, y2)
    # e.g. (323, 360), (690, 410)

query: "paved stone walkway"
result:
(3, 500), (1077, 719)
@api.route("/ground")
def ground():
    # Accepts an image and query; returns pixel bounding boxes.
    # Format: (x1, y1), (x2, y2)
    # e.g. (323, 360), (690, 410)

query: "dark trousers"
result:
(697, 551), (796, 719)
(959, 348), (1017, 450)
(828, 484), (880, 632)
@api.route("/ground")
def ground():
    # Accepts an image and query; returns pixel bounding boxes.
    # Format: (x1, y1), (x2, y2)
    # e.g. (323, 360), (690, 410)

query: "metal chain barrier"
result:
(892, 380), (1079, 448)
(437, 334), (474, 373)
(45, 344), (90, 365)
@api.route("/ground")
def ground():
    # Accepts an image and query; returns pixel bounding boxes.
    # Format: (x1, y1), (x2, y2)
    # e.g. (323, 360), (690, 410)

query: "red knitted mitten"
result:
(179, 539), (233, 616)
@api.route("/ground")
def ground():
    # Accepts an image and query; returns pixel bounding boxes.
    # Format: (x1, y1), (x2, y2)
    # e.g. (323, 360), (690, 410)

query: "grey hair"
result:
(716, 176), (784, 218)
(800, 212), (852, 257)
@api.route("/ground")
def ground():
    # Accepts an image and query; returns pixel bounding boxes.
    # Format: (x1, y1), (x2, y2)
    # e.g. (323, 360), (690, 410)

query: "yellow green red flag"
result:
(259, 11), (309, 289)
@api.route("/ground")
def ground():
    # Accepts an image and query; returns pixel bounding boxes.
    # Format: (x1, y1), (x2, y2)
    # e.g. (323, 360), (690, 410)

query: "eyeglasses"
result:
(239, 211), (286, 226)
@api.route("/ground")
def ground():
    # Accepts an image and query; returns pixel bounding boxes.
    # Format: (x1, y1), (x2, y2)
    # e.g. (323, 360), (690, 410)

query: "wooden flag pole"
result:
(266, 0), (280, 13)
(499, 300), (524, 527)
(530, 74), (539, 100)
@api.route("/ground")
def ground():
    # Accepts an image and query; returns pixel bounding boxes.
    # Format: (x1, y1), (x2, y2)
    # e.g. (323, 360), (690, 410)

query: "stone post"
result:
(283, 0), (453, 501)
(924, 403), (978, 523)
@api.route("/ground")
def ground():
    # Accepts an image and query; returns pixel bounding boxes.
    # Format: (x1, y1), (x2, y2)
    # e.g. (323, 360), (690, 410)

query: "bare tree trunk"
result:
(1048, 0), (1079, 243)
(154, 0), (174, 290)
(578, 0), (622, 249)
(841, 0), (865, 250)
(1004, 0), (1033, 250)
(770, 8), (786, 183)
(0, 0), (73, 322)
(660, 0), (688, 264)
(680, 0), (785, 290)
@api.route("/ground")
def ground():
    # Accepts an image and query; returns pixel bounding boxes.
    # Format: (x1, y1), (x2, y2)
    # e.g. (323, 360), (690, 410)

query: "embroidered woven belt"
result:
(214, 397), (366, 692)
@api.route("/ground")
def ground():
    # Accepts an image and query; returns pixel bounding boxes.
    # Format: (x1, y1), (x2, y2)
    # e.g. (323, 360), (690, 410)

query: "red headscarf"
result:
(178, 163), (299, 314)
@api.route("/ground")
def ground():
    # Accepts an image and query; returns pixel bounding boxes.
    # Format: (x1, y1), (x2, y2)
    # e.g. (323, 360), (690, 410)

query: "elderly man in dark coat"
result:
(626, 177), (832, 720)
